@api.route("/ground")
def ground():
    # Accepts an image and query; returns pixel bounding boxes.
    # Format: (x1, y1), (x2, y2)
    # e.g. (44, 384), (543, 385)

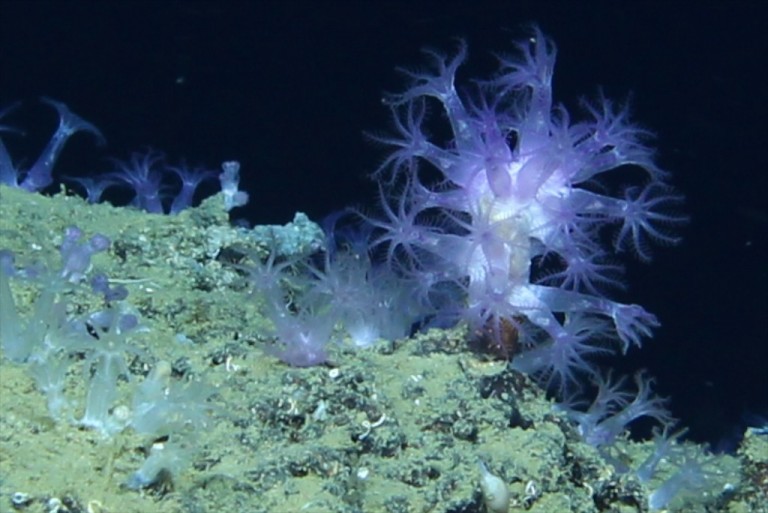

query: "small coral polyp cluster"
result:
(370, 28), (685, 388)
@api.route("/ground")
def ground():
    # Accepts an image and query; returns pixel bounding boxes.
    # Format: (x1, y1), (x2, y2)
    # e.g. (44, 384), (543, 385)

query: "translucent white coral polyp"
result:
(375, 27), (685, 388)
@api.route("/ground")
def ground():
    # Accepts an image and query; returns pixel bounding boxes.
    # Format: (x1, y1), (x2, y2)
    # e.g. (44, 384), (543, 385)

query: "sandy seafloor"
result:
(0, 184), (765, 513)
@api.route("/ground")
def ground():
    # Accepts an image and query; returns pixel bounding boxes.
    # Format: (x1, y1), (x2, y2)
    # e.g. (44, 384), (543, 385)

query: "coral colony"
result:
(1, 29), (734, 509)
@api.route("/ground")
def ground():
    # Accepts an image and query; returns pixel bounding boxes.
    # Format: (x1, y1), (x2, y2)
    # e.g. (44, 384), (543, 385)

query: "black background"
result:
(1, 1), (766, 449)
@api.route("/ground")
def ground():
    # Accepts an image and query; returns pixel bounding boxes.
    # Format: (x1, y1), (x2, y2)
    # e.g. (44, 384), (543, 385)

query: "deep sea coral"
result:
(368, 27), (687, 389)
